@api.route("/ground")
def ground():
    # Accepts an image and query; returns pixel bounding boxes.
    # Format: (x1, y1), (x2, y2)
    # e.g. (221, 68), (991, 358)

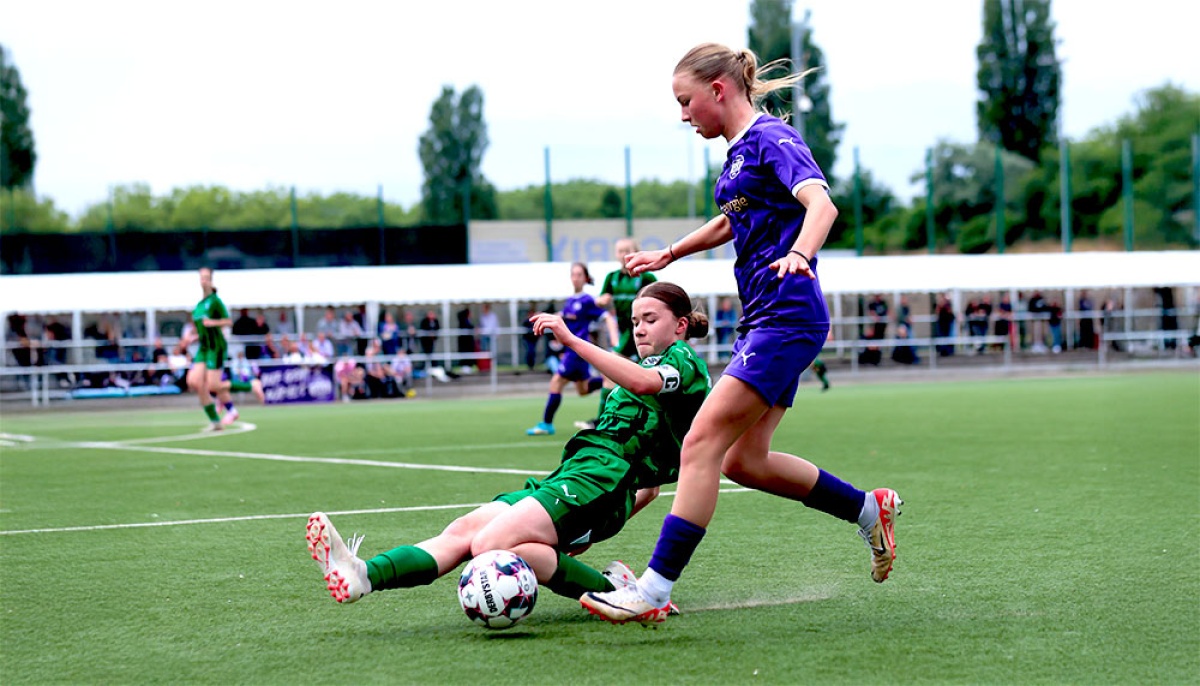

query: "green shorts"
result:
(494, 438), (639, 550)
(194, 342), (227, 370)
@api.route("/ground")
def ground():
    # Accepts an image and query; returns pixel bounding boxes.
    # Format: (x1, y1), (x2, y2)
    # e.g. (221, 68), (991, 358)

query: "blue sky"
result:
(2, 0), (1195, 217)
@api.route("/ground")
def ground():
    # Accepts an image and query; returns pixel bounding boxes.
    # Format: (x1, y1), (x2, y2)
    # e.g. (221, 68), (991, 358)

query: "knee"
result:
(721, 448), (766, 483)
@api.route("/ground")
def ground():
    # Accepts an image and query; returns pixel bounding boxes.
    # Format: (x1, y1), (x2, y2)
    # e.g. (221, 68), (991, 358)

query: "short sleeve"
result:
(759, 122), (828, 197)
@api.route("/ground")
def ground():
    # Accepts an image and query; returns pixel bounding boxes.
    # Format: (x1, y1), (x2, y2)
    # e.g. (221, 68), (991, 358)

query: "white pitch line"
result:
(111, 421), (259, 444)
(78, 441), (549, 475)
(0, 487), (752, 536)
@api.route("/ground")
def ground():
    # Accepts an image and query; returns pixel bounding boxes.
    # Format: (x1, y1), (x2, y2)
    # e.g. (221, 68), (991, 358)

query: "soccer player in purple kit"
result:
(580, 43), (901, 625)
(526, 262), (619, 436)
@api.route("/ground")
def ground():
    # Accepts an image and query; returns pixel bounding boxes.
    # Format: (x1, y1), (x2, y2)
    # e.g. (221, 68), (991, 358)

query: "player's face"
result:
(615, 240), (635, 262)
(632, 296), (686, 358)
(570, 265), (587, 292)
(673, 72), (722, 140)
(198, 268), (213, 293)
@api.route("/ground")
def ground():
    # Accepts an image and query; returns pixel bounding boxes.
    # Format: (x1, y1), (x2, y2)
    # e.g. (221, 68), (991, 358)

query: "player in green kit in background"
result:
(576, 238), (657, 431)
(186, 267), (249, 430)
(306, 282), (710, 612)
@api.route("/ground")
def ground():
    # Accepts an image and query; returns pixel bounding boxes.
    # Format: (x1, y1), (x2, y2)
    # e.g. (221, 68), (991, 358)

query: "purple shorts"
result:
(724, 327), (828, 407)
(557, 350), (592, 381)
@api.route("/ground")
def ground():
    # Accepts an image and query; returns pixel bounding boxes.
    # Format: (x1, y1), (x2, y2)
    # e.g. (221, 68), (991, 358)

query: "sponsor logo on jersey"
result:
(778, 137), (796, 146)
(720, 195), (749, 215)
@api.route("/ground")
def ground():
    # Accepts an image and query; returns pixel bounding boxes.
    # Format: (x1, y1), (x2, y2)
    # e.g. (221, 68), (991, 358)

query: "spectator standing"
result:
(521, 302), (540, 371)
(378, 311), (401, 356)
(316, 308), (339, 344)
(43, 316), (70, 367)
(895, 295), (912, 331)
(1027, 291), (1049, 353)
(336, 311), (365, 358)
(867, 294), (888, 341)
(400, 310), (420, 355)
(275, 310), (296, 336)
(994, 294), (1014, 351)
(1048, 300), (1064, 353)
(456, 307), (477, 373)
(1077, 290), (1096, 349)
(232, 309), (258, 359)
(418, 310), (442, 369)
(1102, 298), (1122, 351)
(935, 294), (956, 357)
(477, 303), (500, 360)
(714, 297), (737, 360)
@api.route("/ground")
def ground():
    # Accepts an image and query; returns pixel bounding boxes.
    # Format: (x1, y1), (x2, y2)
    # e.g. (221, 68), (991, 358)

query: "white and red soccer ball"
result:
(457, 549), (538, 630)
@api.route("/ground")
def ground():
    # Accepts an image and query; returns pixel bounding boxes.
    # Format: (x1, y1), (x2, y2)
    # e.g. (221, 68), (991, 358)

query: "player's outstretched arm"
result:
(626, 214), (733, 276)
(530, 313), (661, 394)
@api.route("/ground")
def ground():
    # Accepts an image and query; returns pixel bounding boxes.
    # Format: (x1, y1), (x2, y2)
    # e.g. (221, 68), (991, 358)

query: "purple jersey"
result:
(715, 114), (830, 331)
(563, 292), (607, 337)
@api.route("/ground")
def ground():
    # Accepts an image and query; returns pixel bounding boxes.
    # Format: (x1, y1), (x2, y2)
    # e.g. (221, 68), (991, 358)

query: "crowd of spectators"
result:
(5, 288), (1197, 398)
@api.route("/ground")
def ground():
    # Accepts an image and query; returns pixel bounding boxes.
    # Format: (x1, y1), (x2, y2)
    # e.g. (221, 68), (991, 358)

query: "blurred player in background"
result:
(185, 267), (258, 430)
(307, 282), (711, 610)
(526, 262), (619, 436)
(575, 238), (658, 431)
(582, 43), (900, 626)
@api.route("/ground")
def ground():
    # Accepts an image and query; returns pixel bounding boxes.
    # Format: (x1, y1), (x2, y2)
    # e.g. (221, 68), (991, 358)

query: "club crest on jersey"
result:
(729, 154), (744, 179)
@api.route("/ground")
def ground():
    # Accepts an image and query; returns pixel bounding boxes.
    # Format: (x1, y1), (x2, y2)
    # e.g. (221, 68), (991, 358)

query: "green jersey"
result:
(601, 269), (657, 357)
(575, 339), (711, 489)
(192, 291), (229, 353)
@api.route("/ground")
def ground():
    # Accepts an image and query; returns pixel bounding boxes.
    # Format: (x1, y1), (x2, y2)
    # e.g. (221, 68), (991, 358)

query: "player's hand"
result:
(624, 249), (671, 276)
(529, 313), (571, 342)
(769, 251), (815, 280)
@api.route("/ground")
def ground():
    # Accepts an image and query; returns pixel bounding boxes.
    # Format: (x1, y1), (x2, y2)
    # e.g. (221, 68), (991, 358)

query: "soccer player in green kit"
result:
(575, 238), (658, 431)
(306, 282), (711, 612)
(186, 267), (249, 430)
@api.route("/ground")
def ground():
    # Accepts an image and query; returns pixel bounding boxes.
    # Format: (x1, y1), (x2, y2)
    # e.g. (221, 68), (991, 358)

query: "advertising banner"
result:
(260, 364), (335, 404)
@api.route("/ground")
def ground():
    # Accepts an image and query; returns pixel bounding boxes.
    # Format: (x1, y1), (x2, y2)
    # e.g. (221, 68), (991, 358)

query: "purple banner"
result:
(260, 364), (335, 404)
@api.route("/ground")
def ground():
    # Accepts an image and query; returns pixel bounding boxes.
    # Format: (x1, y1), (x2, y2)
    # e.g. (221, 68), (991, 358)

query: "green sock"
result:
(203, 404), (219, 422)
(543, 552), (615, 599)
(229, 379), (252, 392)
(365, 545), (439, 591)
(596, 387), (611, 417)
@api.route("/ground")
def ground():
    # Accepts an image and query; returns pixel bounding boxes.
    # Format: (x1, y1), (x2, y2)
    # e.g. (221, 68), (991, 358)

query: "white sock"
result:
(857, 493), (879, 530)
(636, 567), (674, 608)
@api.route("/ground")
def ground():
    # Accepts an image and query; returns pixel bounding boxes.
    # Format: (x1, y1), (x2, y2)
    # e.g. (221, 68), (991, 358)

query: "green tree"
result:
(599, 187), (623, 218)
(828, 169), (897, 249)
(0, 45), (36, 190)
(0, 188), (70, 232)
(909, 140), (1034, 251)
(78, 183), (167, 231)
(747, 0), (843, 180)
(418, 85), (497, 225)
(976, 0), (1061, 163)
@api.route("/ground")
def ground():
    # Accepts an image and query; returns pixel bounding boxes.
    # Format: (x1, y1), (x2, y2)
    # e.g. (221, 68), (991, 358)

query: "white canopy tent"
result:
(2, 251), (1197, 315)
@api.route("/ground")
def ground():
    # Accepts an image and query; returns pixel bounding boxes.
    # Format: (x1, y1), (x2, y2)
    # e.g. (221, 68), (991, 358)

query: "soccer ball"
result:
(457, 549), (538, 630)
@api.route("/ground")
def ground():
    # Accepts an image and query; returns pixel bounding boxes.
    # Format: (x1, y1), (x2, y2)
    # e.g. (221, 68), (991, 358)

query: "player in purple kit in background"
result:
(580, 43), (901, 625)
(526, 262), (619, 436)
